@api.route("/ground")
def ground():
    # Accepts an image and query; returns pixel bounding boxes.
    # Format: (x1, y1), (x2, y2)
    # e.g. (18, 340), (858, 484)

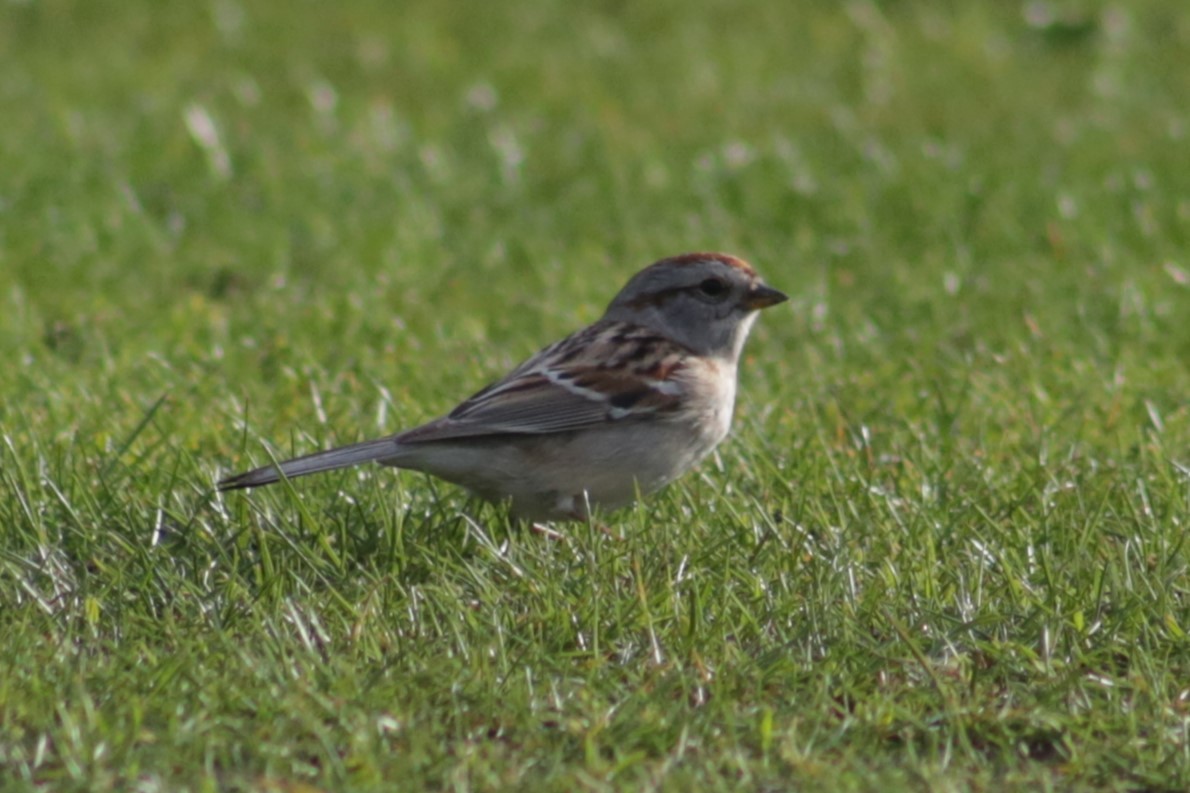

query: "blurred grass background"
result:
(2, 1), (1189, 790)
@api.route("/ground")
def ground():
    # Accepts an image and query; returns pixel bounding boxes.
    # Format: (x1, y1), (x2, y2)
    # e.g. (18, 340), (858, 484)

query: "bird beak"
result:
(744, 283), (788, 310)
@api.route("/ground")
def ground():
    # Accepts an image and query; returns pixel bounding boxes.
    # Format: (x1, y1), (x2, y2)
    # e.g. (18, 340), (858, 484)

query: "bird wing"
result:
(396, 322), (691, 444)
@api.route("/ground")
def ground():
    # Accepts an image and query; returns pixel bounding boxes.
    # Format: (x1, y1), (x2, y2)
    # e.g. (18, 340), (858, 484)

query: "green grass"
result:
(3, 1), (1189, 790)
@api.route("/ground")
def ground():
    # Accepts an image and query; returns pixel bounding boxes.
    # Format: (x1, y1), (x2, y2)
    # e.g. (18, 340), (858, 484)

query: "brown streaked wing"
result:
(396, 325), (690, 443)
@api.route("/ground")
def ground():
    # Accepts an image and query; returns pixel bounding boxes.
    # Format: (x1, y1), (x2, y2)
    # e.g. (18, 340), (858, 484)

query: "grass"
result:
(2, 0), (1189, 790)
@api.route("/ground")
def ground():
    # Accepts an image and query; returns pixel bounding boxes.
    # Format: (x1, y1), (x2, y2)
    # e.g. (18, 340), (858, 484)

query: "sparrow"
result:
(219, 253), (786, 521)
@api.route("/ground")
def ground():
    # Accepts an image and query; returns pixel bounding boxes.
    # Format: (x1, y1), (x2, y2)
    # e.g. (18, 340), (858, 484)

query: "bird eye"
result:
(698, 278), (728, 298)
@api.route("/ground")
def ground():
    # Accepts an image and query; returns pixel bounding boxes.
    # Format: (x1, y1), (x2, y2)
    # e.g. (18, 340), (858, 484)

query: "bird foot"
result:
(530, 522), (567, 540)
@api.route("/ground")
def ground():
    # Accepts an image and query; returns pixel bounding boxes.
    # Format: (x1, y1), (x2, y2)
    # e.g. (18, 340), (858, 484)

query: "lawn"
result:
(2, 1), (1189, 790)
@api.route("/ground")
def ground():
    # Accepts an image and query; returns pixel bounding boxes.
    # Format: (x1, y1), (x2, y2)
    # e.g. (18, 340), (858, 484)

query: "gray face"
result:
(602, 254), (787, 359)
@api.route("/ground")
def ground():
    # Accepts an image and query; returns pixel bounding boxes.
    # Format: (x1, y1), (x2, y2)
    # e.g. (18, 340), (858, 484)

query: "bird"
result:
(218, 253), (786, 521)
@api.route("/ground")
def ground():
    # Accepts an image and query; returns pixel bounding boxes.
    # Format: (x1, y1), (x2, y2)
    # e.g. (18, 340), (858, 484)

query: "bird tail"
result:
(218, 437), (398, 491)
